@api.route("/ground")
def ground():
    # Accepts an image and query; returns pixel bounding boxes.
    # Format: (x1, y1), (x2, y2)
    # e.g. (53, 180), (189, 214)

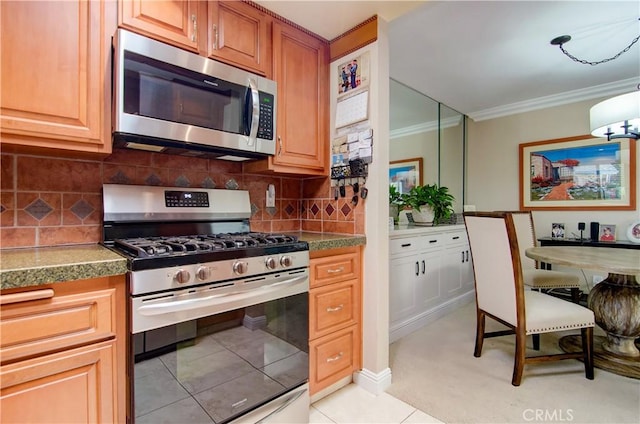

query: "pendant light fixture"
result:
(550, 19), (640, 141)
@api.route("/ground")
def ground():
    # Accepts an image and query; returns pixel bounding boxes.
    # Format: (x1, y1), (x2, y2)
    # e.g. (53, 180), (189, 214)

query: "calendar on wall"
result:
(335, 90), (369, 129)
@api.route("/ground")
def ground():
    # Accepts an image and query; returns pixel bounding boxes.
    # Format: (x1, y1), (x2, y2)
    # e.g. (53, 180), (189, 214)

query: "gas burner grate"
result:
(114, 232), (300, 258)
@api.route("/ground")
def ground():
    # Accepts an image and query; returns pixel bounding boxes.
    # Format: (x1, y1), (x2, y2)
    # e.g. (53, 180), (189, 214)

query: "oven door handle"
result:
(137, 275), (308, 316)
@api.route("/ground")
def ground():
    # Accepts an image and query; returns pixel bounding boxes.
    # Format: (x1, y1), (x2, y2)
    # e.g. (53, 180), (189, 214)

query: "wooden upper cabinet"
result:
(119, 0), (205, 52)
(208, 1), (270, 76)
(0, 0), (116, 156)
(244, 20), (329, 176)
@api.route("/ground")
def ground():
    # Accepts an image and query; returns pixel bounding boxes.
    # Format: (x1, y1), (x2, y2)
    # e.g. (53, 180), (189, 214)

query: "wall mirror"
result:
(389, 78), (465, 213)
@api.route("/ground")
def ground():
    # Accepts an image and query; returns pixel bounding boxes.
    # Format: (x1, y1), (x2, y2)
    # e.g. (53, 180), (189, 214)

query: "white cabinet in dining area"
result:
(389, 225), (475, 343)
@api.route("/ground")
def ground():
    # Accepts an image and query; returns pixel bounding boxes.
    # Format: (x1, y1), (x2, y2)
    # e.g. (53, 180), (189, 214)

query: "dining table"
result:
(525, 246), (640, 379)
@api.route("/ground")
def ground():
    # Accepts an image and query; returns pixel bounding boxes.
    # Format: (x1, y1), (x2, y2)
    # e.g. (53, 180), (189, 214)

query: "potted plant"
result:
(389, 184), (404, 223)
(403, 183), (455, 225)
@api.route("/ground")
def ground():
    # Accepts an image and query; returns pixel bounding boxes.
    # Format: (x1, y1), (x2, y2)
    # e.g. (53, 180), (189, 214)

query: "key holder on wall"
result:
(330, 158), (368, 186)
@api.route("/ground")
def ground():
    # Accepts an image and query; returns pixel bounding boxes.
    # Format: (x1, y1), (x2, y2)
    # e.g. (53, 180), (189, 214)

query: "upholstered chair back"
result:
(509, 211), (537, 270)
(465, 213), (521, 327)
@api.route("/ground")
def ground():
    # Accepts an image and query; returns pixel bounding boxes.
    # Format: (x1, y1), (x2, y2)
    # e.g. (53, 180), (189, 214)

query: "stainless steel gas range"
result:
(102, 184), (310, 424)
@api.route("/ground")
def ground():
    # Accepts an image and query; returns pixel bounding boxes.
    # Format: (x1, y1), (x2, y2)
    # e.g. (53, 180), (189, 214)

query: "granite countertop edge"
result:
(1, 234), (366, 290)
(1, 245), (128, 290)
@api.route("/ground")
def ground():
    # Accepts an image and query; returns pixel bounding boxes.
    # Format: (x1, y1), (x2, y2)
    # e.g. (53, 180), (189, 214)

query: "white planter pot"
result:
(412, 205), (435, 225)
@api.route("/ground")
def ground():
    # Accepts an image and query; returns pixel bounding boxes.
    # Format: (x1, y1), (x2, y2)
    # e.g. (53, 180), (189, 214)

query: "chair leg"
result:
(474, 309), (486, 357)
(571, 288), (581, 303)
(532, 334), (540, 350)
(581, 327), (594, 380)
(512, 330), (526, 386)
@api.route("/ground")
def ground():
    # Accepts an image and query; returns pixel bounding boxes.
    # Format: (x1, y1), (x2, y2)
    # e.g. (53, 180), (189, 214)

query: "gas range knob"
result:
(174, 269), (191, 284)
(233, 261), (249, 275)
(196, 266), (212, 281)
(280, 255), (293, 268)
(265, 257), (277, 270)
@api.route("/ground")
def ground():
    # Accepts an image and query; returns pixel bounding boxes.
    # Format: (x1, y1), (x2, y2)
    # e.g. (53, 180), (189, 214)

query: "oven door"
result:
(130, 271), (309, 423)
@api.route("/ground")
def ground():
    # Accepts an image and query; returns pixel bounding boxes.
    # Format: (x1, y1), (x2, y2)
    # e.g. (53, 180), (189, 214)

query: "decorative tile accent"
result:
(325, 203), (335, 217)
(266, 206), (277, 216)
(109, 170), (131, 184)
(250, 203), (259, 216)
(202, 177), (216, 188)
(340, 203), (352, 217)
(25, 198), (53, 221)
(0, 205), (5, 213)
(284, 203), (295, 216)
(310, 203), (320, 216)
(70, 199), (95, 220)
(175, 175), (191, 187)
(225, 179), (239, 190)
(145, 174), (162, 186)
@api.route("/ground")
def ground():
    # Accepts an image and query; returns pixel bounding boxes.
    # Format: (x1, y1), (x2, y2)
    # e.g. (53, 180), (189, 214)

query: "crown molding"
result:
(390, 115), (461, 140)
(468, 78), (640, 122)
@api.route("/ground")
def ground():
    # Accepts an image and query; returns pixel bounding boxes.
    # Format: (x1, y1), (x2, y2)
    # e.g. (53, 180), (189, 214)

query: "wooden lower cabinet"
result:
(1, 341), (116, 423)
(309, 246), (362, 395)
(0, 276), (126, 423)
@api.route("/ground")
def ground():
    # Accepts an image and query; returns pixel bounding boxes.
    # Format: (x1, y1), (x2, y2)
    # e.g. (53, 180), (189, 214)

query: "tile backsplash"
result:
(0, 150), (364, 249)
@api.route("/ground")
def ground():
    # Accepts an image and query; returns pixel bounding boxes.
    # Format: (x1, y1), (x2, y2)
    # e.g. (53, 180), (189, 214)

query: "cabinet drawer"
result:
(444, 231), (468, 246)
(1, 288), (116, 363)
(310, 279), (359, 339)
(390, 237), (420, 255)
(309, 325), (360, 394)
(310, 250), (360, 288)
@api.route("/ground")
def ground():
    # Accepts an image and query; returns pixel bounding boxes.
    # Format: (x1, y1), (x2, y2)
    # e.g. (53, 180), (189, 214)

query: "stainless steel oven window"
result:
(132, 292), (309, 423)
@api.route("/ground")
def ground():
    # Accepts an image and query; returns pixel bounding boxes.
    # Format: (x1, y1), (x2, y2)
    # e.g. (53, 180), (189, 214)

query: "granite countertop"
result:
(0, 234), (366, 291)
(292, 232), (366, 251)
(0, 245), (128, 290)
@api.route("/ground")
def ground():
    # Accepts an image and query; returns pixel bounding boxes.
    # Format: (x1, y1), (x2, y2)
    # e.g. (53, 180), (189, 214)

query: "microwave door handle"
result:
(246, 79), (259, 147)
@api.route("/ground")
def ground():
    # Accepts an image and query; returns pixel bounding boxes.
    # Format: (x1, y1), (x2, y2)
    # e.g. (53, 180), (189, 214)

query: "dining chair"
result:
(509, 211), (582, 304)
(463, 211), (594, 386)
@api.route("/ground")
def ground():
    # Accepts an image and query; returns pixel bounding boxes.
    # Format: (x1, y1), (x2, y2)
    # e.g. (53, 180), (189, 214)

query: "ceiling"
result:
(255, 1), (640, 121)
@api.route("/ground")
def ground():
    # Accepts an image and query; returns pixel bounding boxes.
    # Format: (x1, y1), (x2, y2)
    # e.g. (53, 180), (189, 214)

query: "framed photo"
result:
(599, 225), (616, 242)
(337, 52), (370, 97)
(519, 135), (636, 210)
(626, 221), (640, 244)
(389, 158), (423, 194)
(551, 223), (565, 239)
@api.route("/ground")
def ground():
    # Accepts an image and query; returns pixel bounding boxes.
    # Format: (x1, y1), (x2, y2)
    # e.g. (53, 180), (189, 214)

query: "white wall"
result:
(467, 97), (640, 241)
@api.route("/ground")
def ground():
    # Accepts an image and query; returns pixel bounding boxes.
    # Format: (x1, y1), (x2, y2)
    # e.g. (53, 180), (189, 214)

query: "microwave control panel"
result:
(257, 92), (274, 140)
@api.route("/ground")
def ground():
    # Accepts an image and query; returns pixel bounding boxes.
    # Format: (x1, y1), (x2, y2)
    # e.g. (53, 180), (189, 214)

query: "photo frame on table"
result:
(599, 224), (616, 242)
(389, 157), (423, 194)
(626, 221), (640, 244)
(519, 135), (636, 211)
(551, 223), (565, 239)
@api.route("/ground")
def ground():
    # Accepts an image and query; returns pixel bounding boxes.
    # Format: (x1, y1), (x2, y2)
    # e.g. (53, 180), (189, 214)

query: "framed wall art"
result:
(389, 157), (423, 194)
(519, 135), (636, 210)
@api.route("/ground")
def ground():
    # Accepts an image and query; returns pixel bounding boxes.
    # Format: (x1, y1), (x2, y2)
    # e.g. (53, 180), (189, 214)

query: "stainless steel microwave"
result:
(112, 29), (277, 160)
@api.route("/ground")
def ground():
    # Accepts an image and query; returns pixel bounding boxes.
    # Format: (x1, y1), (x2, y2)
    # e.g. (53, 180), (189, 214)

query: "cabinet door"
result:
(261, 21), (328, 175)
(1, 341), (116, 423)
(418, 249), (441, 310)
(119, 0), (203, 52)
(0, 0), (115, 155)
(208, 1), (270, 75)
(389, 253), (420, 324)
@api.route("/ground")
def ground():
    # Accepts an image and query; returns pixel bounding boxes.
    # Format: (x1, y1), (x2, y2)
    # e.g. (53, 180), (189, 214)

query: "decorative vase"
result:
(411, 205), (435, 225)
(389, 204), (400, 224)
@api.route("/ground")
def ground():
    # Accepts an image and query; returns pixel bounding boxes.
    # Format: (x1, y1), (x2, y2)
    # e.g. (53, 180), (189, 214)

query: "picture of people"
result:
(337, 52), (370, 96)
(551, 223), (565, 239)
(627, 221), (640, 244)
(599, 225), (616, 242)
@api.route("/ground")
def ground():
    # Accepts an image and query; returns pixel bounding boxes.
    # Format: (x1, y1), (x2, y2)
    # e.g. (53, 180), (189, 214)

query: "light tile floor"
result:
(310, 384), (443, 424)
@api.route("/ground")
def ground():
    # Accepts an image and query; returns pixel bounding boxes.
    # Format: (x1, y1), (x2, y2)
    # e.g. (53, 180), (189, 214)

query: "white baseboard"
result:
(353, 367), (392, 395)
(389, 290), (475, 343)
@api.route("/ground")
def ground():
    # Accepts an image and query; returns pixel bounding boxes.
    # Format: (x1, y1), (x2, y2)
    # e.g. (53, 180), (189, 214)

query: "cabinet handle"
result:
(421, 260), (425, 274)
(212, 23), (218, 49)
(415, 261), (419, 276)
(191, 14), (198, 43)
(429, 239), (438, 243)
(326, 304), (344, 313)
(466, 250), (469, 262)
(401, 243), (411, 247)
(0, 288), (54, 305)
(326, 267), (344, 274)
(452, 236), (460, 240)
(278, 136), (282, 156)
(326, 352), (344, 362)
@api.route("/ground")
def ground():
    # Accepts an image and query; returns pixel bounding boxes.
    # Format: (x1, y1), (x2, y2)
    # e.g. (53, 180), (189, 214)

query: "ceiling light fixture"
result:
(590, 90), (640, 141)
